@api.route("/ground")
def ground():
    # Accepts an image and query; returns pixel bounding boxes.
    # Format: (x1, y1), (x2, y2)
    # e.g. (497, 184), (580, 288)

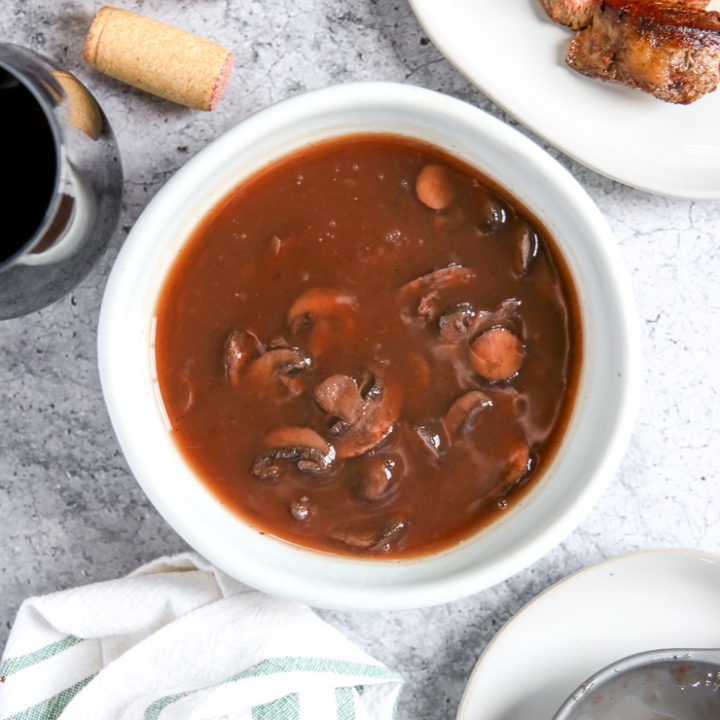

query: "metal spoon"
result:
(552, 648), (720, 720)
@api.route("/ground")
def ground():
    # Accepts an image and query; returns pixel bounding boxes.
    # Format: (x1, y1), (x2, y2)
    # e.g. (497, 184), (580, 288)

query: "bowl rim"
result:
(98, 81), (641, 611)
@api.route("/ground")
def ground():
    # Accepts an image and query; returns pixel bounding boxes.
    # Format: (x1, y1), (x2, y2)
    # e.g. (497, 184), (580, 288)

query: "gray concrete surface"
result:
(2, 1), (719, 718)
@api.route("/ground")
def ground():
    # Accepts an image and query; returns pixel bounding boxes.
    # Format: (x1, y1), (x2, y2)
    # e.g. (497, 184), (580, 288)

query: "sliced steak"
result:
(539, 0), (598, 29)
(539, 0), (709, 31)
(566, 0), (720, 104)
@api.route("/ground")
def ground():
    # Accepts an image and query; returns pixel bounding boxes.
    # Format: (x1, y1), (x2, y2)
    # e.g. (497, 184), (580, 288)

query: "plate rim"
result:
(408, 0), (720, 200)
(456, 547), (720, 720)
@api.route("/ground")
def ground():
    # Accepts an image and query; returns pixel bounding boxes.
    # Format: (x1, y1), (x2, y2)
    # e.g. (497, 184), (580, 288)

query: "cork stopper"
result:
(83, 6), (233, 111)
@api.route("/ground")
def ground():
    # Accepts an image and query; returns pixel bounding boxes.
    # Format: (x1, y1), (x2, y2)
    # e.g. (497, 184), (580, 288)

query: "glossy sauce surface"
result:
(155, 134), (581, 557)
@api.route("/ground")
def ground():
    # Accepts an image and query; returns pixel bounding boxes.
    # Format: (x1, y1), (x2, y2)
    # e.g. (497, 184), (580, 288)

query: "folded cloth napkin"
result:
(0, 553), (403, 720)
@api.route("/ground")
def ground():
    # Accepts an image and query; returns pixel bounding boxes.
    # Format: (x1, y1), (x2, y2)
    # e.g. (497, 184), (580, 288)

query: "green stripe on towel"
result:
(251, 693), (300, 720)
(0, 636), (83, 678)
(392, 685), (401, 720)
(234, 657), (401, 682)
(144, 656), (401, 719)
(335, 687), (356, 720)
(4, 673), (96, 720)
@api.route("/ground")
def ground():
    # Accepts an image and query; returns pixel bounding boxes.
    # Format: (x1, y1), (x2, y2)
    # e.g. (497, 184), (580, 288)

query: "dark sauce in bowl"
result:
(154, 134), (582, 558)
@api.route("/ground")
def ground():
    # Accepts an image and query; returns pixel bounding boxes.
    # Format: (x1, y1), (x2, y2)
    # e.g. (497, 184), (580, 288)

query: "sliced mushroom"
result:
(329, 517), (407, 551)
(493, 297), (522, 326)
(505, 441), (532, 488)
(481, 441), (533, 510)
(411, 423), (444, 459)
(397, 264), (476, 324)
(244, 347), (311, 398)
(222, 328), (262, 390)
(332, 373), (402, 458)
(251, 427), (335, 482)
(469, 328), (525, 382)
(313, 375), (365, 423)
(444, 391), (493, 437)
(287, 287), (358, 332)
(416, 164), (454, 210)
(438, 303), (483, 343)
(511, 220), (540, 277)
(476, 192), (507, 234)
(399, 264), (476, 300)
(436, 297), (522, 345)
(287, 287), (359, 357)
(469, 298), (521, 338)
(355, 456), (397, 501)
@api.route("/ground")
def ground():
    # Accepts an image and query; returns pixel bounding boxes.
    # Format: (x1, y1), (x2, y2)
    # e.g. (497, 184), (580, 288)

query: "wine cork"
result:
(83, 6), (233, 111)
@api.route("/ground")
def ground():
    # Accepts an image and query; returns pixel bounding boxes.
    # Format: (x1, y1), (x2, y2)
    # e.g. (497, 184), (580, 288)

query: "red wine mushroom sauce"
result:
(154, 134), (582, 558)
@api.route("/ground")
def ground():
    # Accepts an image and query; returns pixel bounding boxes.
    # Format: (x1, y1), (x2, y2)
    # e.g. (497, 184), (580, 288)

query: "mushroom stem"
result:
(329, 517), (407, 551)
(313, 375), (365, 423)
(331, 372), (402, 458)
(397, 264), (476, 325)
(245, 347), (312, 398)
(222, 327), (262, 390)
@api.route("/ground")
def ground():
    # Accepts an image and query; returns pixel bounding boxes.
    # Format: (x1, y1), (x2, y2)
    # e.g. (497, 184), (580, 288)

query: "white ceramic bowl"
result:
(98, 82), (640, 611)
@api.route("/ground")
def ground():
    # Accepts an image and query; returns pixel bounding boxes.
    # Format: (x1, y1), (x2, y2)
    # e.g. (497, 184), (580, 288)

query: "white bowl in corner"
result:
(98, 82), (640, 611)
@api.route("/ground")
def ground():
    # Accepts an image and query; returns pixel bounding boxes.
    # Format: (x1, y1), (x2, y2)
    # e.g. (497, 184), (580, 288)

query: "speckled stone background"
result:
(1, 1), (719, 718)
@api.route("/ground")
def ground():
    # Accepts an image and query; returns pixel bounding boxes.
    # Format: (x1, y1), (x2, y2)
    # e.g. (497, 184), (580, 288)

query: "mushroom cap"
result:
(476, 191), (507, 234)
(251, 426), (335, 481)
(397, 264), (476, 325)
(511, 219), (540, 277)
(416, 164), (455, 211)
(438, 303), (482, 344)
(469, 328), (525, 381)
(505, 441), (532, 487)
(313, 375), (365, 423)
(410, 423), (444, 459)
(223, 328), (262, 390)
(444, 391), (493, 437)
(355, 456), (398, 501)
(287, 287), (358, 330)
(329, 517), (407, 551)
(245, 347), (312, 398)
(287, 288), (359, 357)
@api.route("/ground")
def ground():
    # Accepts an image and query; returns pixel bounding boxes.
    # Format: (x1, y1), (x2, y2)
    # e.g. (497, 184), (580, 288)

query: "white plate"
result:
(409, 0), (720, 198)
(457, 549), (720, 720)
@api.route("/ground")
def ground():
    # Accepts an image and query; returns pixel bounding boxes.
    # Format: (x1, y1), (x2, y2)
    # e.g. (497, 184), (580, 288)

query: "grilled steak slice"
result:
(539, 0), (598, 29)
(566, 0), (720, 104)
(539, 0), (709, 31)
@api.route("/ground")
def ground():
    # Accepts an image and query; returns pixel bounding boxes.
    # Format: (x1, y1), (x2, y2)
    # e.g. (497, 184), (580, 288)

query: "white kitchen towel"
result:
(0, 553), (403, 720)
